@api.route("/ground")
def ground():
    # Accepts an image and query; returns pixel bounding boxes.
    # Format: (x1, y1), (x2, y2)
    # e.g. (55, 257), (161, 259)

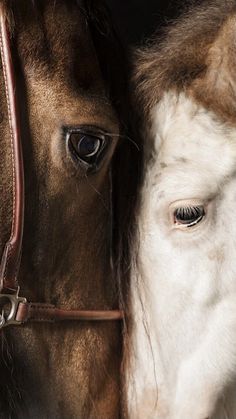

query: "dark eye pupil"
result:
(174, 206), (205, 226)
(77, 135), (101, 158)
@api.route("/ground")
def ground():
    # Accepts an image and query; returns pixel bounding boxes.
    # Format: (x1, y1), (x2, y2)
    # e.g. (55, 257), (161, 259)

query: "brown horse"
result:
(0, 0), (133, 418)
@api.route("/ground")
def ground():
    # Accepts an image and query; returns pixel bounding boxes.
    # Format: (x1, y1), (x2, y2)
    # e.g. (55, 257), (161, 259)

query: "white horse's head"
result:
(126, 2), (236, 419)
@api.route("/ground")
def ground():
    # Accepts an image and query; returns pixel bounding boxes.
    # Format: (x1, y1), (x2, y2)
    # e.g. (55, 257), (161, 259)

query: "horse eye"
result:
(67, 130), (107, 168)
(69, 133), (103, 160)
(78, 135), (101, 158)
(174, 205), (205, 227)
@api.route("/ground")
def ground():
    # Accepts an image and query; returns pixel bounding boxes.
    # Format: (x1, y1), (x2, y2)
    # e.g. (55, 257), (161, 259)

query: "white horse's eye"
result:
(174, 205), (205, 227)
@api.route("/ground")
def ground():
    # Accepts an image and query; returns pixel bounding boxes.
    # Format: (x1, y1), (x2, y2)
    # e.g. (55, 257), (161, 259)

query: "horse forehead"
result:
(149, 91), (236, 180)
(13, 0), (103, 90)
(9, 0), (118, 127)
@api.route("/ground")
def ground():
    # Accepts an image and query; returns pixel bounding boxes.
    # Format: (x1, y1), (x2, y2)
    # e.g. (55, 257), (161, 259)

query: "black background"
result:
(105, 0), (200, 45)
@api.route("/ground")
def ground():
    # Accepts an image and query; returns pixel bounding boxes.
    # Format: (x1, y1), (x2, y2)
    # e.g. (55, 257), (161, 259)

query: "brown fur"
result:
(134, 0), (236, 124)
(0, 1), (132, 418)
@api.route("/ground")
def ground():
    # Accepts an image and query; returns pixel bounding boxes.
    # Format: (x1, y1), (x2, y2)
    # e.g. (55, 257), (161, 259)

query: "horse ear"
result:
(191, 14), (236, 123)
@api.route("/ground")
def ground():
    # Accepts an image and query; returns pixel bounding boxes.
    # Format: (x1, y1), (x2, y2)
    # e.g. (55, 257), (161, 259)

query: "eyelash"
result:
(175, 206), (202, 217)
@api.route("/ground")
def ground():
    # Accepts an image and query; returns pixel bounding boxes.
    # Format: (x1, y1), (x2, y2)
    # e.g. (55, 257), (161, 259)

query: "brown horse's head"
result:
(0, 1), (132, 417)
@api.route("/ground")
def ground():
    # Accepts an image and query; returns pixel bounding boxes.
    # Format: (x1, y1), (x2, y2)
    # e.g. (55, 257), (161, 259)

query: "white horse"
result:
(125, 1), (236, 418)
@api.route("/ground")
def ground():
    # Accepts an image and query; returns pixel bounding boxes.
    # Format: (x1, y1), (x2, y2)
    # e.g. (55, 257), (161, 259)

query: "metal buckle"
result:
(0, 287), (27, 329)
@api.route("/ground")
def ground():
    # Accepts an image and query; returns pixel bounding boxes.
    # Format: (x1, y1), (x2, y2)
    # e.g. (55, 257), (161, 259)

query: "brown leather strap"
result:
(0, 6), (24, 293)
(16, 302), (124, 322)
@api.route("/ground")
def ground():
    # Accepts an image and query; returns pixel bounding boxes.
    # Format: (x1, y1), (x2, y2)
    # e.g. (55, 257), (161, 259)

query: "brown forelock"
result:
(133, 0), (236, 124)
(0, 1), (123, 418)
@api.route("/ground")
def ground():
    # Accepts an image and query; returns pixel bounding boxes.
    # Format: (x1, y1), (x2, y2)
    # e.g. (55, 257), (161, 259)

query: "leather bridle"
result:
(0, 8), (124, 328)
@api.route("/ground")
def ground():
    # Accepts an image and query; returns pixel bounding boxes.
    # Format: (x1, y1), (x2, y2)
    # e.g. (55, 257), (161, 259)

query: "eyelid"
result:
(169, 198), (205, 211)
(63, 125), (110, 140)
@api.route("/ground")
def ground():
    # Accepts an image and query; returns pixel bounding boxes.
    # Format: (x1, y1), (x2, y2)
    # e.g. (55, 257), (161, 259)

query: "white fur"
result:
(127, 91), (236, 419)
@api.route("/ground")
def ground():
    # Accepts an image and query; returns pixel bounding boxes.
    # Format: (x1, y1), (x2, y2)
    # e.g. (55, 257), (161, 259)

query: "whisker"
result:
(106, 132), (140, 151)
(84, 172), (110, 213)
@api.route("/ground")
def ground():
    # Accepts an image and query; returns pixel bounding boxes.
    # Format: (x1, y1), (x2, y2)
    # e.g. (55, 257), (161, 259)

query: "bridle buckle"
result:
(0, 287), (27, 329)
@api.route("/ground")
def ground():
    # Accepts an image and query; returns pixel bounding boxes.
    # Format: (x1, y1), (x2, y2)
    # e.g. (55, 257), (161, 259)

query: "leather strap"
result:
(16, 302), (124, 323)
(0, 5), (124, 327)
(0, 6), (24, 293)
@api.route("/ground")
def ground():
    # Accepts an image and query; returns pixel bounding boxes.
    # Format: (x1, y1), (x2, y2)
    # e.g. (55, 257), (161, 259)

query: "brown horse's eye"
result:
(70, 133), (102, 160)
(65, 127), (108, 170)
